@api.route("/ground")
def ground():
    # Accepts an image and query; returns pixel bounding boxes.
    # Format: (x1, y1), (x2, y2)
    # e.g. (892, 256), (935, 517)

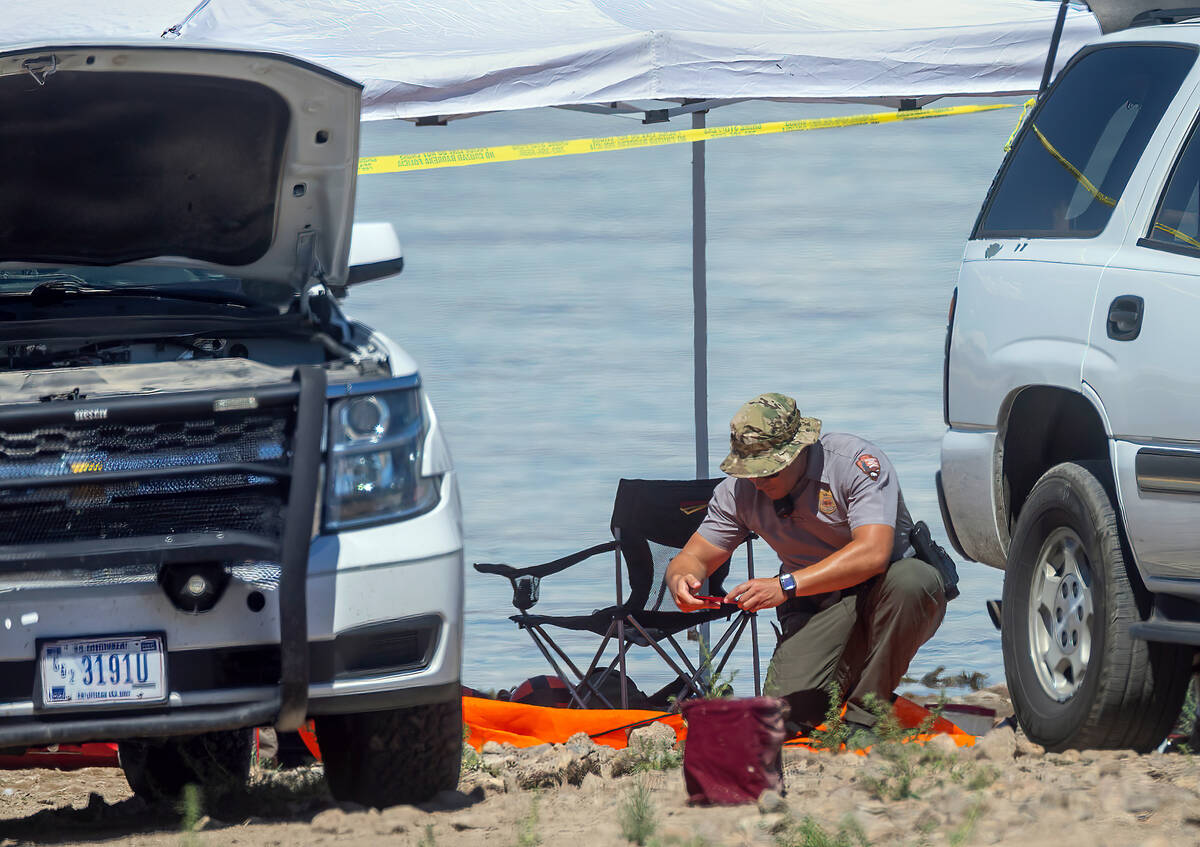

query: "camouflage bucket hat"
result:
(719, 393), (821, 478)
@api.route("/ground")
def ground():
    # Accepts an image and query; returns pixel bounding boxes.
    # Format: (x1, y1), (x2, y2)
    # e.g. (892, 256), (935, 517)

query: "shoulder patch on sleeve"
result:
(855, 454), (881, 480)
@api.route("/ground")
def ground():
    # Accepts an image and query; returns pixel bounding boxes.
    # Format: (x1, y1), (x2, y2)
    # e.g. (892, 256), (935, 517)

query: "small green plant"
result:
(774, 815), (869, 847)
(862, 692), (931, 743)
(669, 637), (738, 708)
(627, 731), (683, 773)
(861, 750), (919, 802)
(177, 783), (203, 847)
(418, 823), (437, 847)
(461, 726), (503, 776)
(1173, 678), (1198, 753)
(810, 681), (852, 751)
(966, 764), (998, 790)
(949, 797), (986, 847)
(697, 637), (738, 699)
(462, 726), (483, 772)
(914, 814), (938, 847)
(856, 694), (946, 801)
(619, 776), (657, 845)
(515, 795), (541, 847)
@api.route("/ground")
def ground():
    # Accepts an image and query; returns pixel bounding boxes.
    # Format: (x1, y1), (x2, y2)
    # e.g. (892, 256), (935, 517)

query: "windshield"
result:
(0, 267), (295, 306)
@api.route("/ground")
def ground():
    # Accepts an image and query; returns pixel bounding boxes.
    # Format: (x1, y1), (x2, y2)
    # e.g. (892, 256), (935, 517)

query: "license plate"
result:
(38, 635), (166, 709)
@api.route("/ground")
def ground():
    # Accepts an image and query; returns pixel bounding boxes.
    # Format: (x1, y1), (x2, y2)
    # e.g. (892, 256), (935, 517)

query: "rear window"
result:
(975, 44), (1196, 240)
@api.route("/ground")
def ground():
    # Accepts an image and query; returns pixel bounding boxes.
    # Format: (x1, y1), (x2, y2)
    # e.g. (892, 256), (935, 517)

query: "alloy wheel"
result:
(1027, 526), (1094, 701)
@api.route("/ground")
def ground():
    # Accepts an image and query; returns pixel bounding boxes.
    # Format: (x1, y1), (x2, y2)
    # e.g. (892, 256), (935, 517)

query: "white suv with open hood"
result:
(0, 43), (463, 807)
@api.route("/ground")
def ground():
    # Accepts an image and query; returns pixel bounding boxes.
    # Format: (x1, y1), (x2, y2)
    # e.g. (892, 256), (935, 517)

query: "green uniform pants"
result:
(763, 557), (946, 729)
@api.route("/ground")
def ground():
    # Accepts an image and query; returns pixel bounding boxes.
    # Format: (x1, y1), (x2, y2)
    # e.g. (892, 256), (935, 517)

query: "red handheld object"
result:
(694, 594), (735, 605)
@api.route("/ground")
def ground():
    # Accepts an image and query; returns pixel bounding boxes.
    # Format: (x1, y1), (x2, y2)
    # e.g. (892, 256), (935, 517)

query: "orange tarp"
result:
(464, 696), (686, 750)
(462, 695), (976, 752)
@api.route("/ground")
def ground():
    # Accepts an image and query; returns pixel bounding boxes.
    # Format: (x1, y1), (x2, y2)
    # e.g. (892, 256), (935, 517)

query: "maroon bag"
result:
(680, 696), (788, 805)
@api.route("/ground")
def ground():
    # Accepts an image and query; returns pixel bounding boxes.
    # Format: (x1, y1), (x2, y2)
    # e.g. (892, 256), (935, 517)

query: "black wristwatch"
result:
(778, 572), (797, 598)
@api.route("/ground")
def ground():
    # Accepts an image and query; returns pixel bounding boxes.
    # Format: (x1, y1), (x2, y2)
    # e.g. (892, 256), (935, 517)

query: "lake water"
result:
(348, 99), (1017, 698)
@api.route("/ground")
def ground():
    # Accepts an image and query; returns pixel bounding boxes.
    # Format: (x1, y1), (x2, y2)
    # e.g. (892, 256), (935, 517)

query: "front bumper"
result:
(0, 475), (464, 747)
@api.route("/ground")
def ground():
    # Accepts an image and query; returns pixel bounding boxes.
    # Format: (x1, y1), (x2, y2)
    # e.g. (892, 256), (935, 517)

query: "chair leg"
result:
(584, 656), (626, 708)
(663, 613), (753, 706)
(614, 536), (628, 710)
(624, 616), (709, 704)
(578, 621), (617, 678)
(572, 624), (631, 709)
(529, 623), (617, 709)
(750, 612), (762, 697)
(747, 539), (762, 696)
(522, 625), (594, 709)
(663, 632), (721, 703)
(708, 614), (751, 679)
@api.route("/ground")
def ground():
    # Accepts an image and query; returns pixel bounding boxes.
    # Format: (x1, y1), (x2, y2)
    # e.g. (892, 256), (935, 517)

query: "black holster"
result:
(908, 520), (960, 601)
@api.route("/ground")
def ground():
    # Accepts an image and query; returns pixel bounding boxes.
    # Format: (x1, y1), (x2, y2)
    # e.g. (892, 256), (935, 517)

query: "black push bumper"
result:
(0, 366), (325, 748)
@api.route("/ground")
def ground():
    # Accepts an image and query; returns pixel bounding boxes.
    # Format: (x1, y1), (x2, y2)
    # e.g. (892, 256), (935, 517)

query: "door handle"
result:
(1107, 295), (1144, 341)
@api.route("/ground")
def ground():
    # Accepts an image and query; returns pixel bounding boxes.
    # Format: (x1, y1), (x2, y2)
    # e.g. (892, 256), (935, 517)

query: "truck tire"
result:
(316, 698), (462, 807)
(1001, 461), (1191, 752)
(118, 728), (254, 802)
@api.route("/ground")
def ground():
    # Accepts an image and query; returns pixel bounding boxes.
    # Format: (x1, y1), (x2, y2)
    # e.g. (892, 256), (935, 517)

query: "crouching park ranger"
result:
(666, 392), (955, 734)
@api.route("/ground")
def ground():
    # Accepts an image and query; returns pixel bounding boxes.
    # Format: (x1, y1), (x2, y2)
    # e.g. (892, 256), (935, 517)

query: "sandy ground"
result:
(3, 687), (1199, 847)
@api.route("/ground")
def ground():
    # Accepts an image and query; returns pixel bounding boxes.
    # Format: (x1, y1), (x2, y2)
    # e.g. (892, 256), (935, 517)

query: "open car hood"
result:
(0, 43), (362, 289)
(1083, 0), (1194, 33)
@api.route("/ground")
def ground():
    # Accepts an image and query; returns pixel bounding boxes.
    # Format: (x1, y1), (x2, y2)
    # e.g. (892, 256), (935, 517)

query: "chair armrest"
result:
(473, 540), (619, 580)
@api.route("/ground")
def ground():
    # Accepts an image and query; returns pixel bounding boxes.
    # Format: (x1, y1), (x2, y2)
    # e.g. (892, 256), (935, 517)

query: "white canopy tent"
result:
(6, 1), (198, 40)
(167, 0), (1100, 120)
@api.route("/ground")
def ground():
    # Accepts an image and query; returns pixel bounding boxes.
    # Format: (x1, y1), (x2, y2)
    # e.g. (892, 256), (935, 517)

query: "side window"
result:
(975, 45), (1196, 239)
(1146, 118), (1200, 252)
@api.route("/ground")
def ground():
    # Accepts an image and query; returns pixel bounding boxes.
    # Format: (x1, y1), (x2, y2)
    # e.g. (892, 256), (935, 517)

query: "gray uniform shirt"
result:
(697, 433), (914, 573)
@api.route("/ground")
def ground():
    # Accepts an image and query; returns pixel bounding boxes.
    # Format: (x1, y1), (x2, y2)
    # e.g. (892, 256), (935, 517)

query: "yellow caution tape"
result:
(1026, 121), (1200, 249)
(358, 102), (1014, 175)
(1003, 96), (1038, 152)
(1153, 221), (1200, 250)
(1030, 123), (1116, 208)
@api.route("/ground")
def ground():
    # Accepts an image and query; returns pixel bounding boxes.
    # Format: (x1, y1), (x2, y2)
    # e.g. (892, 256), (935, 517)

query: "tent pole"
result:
(692, 110), (709, 481)
(692, 108), (713, 672)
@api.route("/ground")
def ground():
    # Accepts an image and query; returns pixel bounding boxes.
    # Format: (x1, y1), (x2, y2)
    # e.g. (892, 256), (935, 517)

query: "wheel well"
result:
(998, 387), (1109, 544)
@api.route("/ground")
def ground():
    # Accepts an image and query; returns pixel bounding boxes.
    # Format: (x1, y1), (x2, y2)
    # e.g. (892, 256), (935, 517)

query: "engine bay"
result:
(0, 326), (390, 405)
(2, 334), (326, 372)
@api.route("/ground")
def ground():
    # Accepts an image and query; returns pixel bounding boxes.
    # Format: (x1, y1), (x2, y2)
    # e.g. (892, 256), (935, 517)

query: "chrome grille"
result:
(0, 414), (286, 476)
(0, 406), (291, 547)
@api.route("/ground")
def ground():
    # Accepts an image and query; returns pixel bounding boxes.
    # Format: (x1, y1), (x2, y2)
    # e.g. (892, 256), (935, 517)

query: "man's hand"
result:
(667, 572), (719, 611)
(726, 576), (786, 613)
(666, 532), (734, 612)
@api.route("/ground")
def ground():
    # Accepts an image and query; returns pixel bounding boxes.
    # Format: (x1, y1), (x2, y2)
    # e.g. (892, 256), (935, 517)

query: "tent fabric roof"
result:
(170, 0), (1101, 121)
(6, 1), (199, 41)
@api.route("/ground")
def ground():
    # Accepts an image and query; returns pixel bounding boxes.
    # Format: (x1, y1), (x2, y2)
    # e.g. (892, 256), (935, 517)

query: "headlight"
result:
(324, 387), (441, 530)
